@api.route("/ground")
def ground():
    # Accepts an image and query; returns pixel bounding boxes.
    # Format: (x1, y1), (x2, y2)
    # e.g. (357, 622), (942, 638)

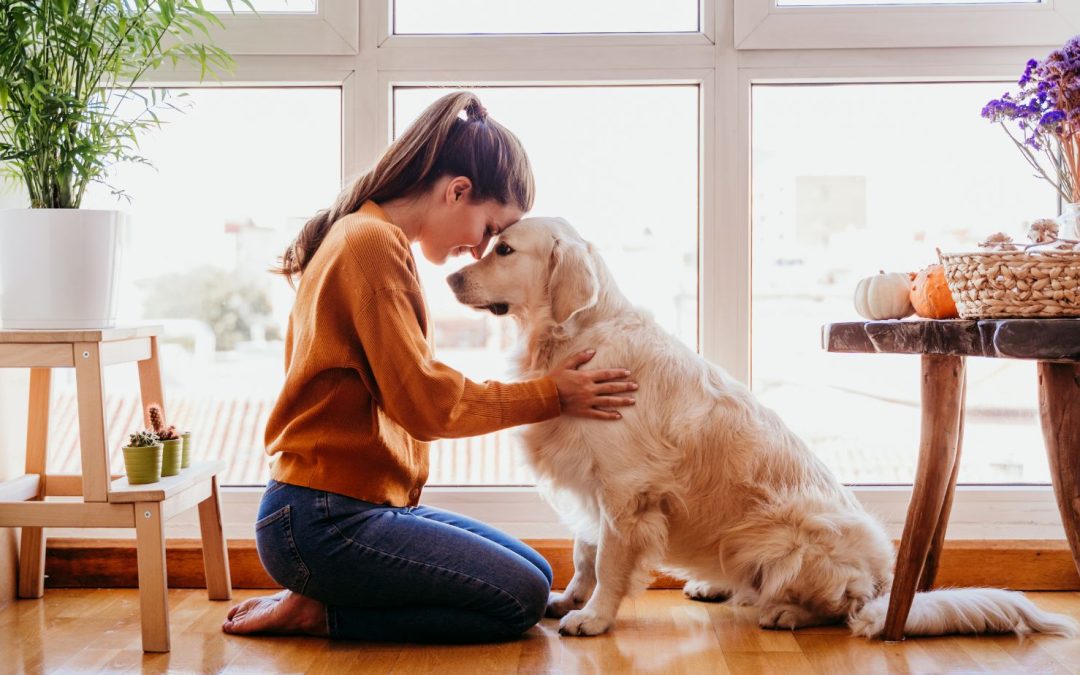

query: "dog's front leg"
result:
(559, 508), (666, 637)
(547, 537), (598, 618)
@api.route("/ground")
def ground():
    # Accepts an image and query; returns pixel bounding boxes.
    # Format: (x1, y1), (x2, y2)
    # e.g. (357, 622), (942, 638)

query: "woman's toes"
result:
(221, 591), (327, 637)
(222, 596), (282, 634)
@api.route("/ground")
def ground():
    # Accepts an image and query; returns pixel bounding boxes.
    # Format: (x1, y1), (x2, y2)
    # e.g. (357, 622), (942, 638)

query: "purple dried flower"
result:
(1019, 58), (1039, 86)
(1042, 110), (1066, 125)
(984, 34), (1080, 202)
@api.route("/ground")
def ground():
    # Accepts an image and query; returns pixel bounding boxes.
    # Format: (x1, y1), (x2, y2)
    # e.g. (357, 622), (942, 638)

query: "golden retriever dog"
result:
(446, 216), (1078, 639)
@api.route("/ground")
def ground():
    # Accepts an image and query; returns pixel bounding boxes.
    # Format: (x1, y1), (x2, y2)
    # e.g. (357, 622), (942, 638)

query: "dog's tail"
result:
(847, 588), (1078, 638)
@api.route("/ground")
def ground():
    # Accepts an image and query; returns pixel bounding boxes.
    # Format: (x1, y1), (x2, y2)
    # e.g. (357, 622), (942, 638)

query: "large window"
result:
(1, 1), (1072, 539)
(395, 86), (699, 485)
(777, 0), (1038, 5)
(41, 88), (342, 487)
(394, 0), (699, 34)
(751, 82), (1057, 484)
(205, 0), (317, 12)
(735, 0), (1076, 49)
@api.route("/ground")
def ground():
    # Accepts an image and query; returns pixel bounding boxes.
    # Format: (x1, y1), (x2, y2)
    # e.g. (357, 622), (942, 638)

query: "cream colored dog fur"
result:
(447, 216), (1078, 639)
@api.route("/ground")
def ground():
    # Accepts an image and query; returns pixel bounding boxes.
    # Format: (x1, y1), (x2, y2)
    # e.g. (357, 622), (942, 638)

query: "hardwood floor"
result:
(1, 589), (1078, 674)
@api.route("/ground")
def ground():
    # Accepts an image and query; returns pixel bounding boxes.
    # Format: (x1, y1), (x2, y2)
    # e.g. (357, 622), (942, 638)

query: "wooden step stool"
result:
(0, 326), (232, 652)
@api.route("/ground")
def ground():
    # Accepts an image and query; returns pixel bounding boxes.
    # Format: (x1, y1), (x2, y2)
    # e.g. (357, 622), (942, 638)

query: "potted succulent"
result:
(180, 430), (193, 469)
(0, 1), (250, 329)
(147, 403), (182, 477)
(122, 429), (162, 485)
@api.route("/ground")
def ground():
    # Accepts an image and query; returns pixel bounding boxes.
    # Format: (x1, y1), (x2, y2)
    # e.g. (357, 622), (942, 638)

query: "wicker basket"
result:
(939, 248), (1080, 318)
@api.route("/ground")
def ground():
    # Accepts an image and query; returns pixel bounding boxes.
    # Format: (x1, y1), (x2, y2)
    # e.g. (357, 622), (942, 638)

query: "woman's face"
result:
(419, 177), (525, 265)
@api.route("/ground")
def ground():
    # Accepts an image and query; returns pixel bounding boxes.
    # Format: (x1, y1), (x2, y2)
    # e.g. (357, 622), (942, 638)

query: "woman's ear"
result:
(548, 237), (599, 325)
(446, 176), (472, 204)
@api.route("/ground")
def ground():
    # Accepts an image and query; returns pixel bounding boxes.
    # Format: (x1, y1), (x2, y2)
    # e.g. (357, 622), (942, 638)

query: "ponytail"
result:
(273, 91), (534, 285)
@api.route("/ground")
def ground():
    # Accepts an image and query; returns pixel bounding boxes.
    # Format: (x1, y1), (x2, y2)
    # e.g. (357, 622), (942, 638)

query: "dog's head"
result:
(447, 217), (599, 327)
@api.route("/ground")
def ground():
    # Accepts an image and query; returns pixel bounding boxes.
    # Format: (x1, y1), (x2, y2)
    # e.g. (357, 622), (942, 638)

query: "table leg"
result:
(198, 476), (233, 601)
(918, 374), (966, 592)
(1037, 362), (1080, 579)
(74, 343), (110, 503)
(135, 501), (170, 653)
(137, 335), (166, 426)
(882, 354), (966, 641)
(18, 368), (51, 599)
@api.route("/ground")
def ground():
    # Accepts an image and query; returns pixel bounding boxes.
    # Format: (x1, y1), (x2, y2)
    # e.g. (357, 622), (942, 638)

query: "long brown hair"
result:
(273, 91), (535, 284)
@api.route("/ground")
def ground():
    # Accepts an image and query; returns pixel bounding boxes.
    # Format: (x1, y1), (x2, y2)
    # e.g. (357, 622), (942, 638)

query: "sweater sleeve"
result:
(354, 287), (561, 441)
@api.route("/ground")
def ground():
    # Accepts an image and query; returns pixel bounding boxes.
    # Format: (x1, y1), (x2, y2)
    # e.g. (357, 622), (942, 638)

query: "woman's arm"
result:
(353, 287), (633, 441)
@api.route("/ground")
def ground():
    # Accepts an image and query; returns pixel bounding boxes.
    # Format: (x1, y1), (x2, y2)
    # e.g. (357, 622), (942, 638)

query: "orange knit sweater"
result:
(266, 201), (560, 506)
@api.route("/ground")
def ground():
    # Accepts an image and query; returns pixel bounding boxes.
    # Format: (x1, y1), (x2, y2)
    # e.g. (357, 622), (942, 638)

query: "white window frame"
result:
(203, 0), (359, 55)
(735, 0), (1080, 50)
(20, 0), (1069, 542)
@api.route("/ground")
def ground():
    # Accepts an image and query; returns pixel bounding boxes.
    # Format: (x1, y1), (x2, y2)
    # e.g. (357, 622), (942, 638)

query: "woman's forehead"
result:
(487, 201), (525, 228)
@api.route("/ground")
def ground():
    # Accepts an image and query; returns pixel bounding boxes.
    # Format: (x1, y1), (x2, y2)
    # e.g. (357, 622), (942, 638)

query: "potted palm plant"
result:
(0, 1), (250, 329)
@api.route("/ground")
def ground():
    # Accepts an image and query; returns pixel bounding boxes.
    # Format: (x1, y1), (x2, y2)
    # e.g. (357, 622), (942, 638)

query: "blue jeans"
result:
(254, 480), (553, 643)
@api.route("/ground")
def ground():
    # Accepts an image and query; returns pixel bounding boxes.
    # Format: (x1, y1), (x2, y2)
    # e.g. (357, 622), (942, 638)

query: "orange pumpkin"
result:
(910, 264), (959, 319)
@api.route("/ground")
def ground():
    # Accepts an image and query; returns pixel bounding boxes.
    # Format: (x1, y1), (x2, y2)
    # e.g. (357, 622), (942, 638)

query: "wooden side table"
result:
(823, 318), (1080, 641)
(0, 326), (232, 652)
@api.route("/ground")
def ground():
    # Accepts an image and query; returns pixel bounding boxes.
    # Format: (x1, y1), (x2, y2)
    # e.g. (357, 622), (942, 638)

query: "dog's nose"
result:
(446, 271), (465, 292)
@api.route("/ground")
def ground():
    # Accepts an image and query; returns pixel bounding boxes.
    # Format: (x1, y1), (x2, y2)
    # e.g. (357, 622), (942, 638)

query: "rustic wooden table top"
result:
(823, 318), (1080, 362)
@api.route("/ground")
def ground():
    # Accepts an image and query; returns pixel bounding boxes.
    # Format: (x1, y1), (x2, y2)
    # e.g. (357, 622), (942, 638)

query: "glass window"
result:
(394, 0), (698, 35)
(204, 0), (318, 12)
(42, 88), (342, 487)
(751, 82), (1057, 484)
(395, 86), (699, 484)
(777, 0), (1038, 5)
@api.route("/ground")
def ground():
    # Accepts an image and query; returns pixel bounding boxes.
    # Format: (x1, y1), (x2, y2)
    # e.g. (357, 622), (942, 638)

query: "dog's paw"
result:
(546, 591), (586, 619)
(682, 580), (730, 603)
(758, 604), (819, 631)
(558, 609), (612, 637)
(727, 590), (760, 607)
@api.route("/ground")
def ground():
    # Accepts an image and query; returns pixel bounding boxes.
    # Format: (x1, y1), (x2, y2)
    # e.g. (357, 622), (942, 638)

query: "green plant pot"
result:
(122, 444), (163, 485)
(161, 438), (183, 477)
(181, 431), (192, 469)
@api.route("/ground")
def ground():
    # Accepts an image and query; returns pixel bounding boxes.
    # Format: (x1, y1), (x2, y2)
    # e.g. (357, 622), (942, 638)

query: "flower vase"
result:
(1060, 202), (1080, 240)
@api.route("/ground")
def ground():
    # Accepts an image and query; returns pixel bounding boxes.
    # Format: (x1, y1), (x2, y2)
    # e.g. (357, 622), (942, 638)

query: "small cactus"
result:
(147, 403), (166, 434)
(128, 430), (159, 448)
(147, 404), (180, 439)
(158, 424), (180, 441)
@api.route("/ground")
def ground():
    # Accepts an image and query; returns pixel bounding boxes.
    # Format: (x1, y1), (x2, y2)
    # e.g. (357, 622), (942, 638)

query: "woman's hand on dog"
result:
(549, 350), (637, 420)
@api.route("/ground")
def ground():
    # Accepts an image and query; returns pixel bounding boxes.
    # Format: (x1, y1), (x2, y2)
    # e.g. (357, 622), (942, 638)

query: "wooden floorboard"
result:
(1, 589), (1078, 674)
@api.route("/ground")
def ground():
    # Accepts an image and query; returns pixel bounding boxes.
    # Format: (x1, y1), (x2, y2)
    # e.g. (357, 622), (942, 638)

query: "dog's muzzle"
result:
(446, 271), (466, 292)
(446, 272), (509, 315)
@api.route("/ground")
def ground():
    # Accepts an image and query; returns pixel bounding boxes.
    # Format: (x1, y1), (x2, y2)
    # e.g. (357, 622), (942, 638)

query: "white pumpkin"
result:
(854, 271), (915, 320)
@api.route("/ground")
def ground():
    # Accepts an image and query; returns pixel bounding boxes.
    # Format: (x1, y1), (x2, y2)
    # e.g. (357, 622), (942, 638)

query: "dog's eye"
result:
(495, 242), (514, 256)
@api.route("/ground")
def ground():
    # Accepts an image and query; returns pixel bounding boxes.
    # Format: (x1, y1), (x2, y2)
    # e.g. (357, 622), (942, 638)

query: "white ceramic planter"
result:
(0, 209), (126, 329)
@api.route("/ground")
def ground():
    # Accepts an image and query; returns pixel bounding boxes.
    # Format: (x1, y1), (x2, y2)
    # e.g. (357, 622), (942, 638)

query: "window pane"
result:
(394, 0), (698, 34)
(752, 83), (1057, 485)
(778, 0), (1037, 5)
(204, 0), (317, 12)
(395, 86), (699, 484)
(49, 88), (341, 486)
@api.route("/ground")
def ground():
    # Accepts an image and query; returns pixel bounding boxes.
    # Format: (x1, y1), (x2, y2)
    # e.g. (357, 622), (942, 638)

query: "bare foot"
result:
(222, 590), (329, 636)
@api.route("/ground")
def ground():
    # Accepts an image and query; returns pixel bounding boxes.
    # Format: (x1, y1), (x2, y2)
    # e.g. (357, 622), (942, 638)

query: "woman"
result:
(222, 91), (637, 643)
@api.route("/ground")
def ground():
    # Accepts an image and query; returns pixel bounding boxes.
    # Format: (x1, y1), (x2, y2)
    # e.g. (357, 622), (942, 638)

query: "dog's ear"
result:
(548, 236), (599, 325)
